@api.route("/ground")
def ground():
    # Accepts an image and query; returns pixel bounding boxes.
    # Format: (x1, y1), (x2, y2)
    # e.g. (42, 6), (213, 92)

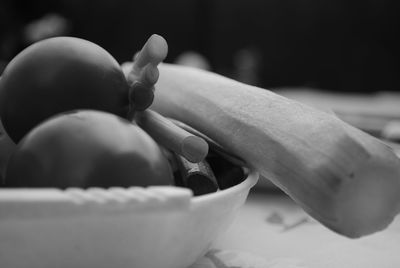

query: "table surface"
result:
(190, 189), (400, 268)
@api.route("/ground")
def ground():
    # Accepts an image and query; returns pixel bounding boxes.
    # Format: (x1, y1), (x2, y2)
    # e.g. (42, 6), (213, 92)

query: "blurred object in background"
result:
(1, 0), (399, 92)
(232, 47), (262, 86)
(174, 51), (211, 71)
(0, 12), (70, 74)
(23, 13), (70, 44)
(211, 0), (400, 92)
(277, 88), (400, 137)
(0, 0), (71, 74)
(382, 121), (400, 143)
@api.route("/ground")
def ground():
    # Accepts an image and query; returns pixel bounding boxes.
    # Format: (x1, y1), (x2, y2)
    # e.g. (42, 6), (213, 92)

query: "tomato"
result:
(0, 37), (129, 143)
(4, 110), (173, 188)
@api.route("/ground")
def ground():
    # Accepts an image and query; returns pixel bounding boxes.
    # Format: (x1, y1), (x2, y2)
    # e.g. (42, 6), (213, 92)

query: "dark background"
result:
(1, 0), (399, 92)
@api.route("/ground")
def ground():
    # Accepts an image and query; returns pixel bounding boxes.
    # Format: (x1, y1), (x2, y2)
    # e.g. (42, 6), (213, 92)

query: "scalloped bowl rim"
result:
(0, 169), (260, 212)
(0, 169), (260, 268)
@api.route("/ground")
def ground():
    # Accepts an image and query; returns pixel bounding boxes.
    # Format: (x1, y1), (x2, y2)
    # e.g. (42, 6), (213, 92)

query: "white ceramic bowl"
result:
(0, 170), (258, 268)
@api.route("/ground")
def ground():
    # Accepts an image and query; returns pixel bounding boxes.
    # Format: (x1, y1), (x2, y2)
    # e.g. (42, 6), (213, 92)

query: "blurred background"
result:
(1, 0), (399, 92)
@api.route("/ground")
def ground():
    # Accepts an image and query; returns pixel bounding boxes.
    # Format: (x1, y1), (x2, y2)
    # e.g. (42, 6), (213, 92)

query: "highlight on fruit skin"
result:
(0, 36), (129, 143)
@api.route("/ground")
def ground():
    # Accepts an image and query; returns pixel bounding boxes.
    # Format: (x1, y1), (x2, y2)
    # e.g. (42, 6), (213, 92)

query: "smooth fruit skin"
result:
(5, 110), (173, 188)
(0, 37), (129, 143)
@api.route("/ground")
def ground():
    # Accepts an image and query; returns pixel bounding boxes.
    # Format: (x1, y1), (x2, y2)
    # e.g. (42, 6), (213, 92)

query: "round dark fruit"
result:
(5, 110), (173, 188)
(0, 37), (129, 143)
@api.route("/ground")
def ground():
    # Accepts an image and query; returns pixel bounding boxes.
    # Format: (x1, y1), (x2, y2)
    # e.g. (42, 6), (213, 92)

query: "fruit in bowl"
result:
(0, 34), (209, 190)
(3, 27), (399, 268)
(0, 37), (130, 143)
(0, 34), (259, 268)
(4, 110), (174, 188)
